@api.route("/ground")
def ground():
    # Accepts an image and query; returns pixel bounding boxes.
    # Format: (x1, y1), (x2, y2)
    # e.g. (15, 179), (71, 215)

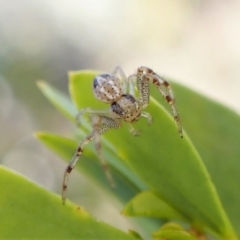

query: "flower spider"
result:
(62, 66), (183, 204)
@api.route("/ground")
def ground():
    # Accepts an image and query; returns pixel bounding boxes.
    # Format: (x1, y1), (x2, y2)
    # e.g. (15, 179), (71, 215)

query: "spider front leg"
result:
(138, 66), (183, 138)
(112, 66), (128, 93)
(62, 115), (121, 205)
(112, 66), (127, 80)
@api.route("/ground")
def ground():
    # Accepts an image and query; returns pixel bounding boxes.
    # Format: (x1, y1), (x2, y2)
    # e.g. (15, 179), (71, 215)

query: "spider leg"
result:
(112, 66), (126, 79)
(112, 66), (128, 93)
(137, 66), (183, 138)
(127, 74), (136, 96)
(76, 107), (110, 126)
(141, 111), (153, 125)
(92, 116), (116, 189)
(112, 66), (136, 95)
(62, 115), (121, 205)
(147, 74), (182, 138)
(128, 123), (141, 136)
(127, 112), (152, 136)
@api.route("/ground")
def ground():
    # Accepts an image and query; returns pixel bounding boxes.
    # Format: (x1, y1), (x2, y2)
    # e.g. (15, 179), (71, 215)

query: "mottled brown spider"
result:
(62, 66), (183, 204)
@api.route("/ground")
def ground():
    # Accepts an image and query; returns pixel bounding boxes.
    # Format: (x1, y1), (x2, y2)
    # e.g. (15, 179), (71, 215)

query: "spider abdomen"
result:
(93, 74), (123, 103)
(111, 94), (141, 123)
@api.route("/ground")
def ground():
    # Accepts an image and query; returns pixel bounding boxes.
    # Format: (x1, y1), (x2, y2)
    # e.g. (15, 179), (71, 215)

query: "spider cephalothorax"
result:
(62, 66), (183, 204)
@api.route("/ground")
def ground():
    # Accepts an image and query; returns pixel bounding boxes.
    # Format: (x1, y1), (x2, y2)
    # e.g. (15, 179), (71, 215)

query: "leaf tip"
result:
(33, 132), (40, 138)
(33, 131), (46, 140)
(36, 80), (46, 89)
(68, 71), (75, 80)
(120, 209), (127, 216)
(121, 205), (133, 216)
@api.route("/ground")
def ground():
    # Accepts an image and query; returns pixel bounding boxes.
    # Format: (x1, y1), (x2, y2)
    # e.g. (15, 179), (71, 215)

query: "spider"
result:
(62, 66), (183, 204)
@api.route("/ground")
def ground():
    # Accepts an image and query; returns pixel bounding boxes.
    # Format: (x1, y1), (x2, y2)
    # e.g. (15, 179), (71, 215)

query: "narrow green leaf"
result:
(37, 81), (77, 121)
(68, 71), (236, 239)
(122, 191), (184, 220)
(0, 166), (136, 239)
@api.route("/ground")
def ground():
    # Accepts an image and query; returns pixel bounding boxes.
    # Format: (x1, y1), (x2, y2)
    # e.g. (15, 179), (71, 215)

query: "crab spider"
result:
(62, 66), (183, 204)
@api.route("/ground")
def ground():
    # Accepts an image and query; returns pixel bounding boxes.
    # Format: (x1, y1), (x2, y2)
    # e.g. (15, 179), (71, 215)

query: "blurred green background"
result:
(1, 0), (240, 234)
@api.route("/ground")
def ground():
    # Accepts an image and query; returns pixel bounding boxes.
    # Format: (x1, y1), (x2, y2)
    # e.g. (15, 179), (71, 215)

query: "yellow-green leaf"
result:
(122, 191), (184, 220)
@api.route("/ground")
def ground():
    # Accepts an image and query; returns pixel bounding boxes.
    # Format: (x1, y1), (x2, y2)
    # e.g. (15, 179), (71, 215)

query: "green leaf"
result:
(122, 191), (184, 220)
(171, 83), (240, 235)
(37, 80), (77, 121)
(69, 71), (236, 239)
(153, 223), (196, 240)
(0, 166), (136, 239)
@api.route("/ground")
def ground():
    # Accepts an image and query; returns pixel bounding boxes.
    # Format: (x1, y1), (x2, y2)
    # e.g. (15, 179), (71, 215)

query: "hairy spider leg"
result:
(124, 74), (153, 136)
(145, 74), (182, 138)
(137, 66), (183, 138)
(62, 116), (121, 205)
(112, 66), (128, 93)
(92, 116), (116, 188)
(76, 109), (115, 187)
